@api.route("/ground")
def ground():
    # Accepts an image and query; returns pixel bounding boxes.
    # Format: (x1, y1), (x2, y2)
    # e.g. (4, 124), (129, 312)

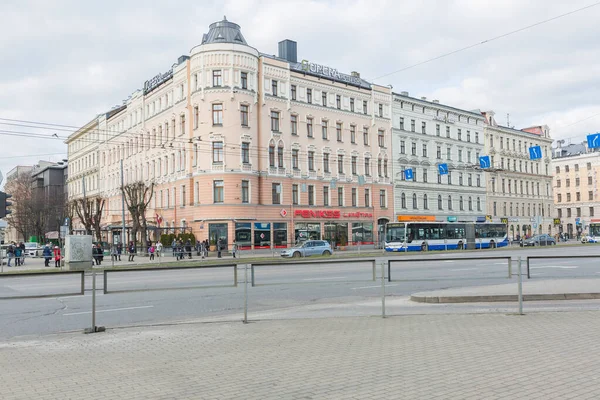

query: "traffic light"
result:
(0, 191), (12, 218)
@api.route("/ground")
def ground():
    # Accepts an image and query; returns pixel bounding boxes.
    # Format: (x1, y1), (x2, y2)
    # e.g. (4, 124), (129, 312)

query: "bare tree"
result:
(5, 171), (34, 241)
(71, 196), (105, 242)
(123, 181), (154, 247)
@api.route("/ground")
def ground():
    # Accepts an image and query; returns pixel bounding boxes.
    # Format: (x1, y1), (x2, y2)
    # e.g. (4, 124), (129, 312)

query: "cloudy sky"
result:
(1, 0), (599, 181)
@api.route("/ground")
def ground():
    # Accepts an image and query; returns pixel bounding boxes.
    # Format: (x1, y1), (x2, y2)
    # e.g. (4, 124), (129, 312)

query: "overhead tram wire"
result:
(371, 1), (600, 81)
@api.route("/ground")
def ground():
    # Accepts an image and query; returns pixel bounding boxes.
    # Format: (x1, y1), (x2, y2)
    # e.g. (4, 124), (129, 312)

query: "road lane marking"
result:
(443, 261), (455, 263)
(530, 266), (578, 269)
(351, 284), (399, 290)
(450, 268), (478, 271)
(63, 305), (154, 316)
(302, 277), (347, 281)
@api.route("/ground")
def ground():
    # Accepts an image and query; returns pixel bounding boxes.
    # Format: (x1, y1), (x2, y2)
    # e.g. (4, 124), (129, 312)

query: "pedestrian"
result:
(116, 242), (123, 261)
(93, 243), (103, 265)
(195, 240), (201, 256)
(156, 241), (163, 258)
(14, 246), (22, 266)
(110, 244), (118, 262)
(200, 240), (205, 259)
(232, 240), (238, 258)
(128, 241), (136, 262)
(217, 238), (222, 258)
(185, 239), (192, 259)
(42, 243), (52, 267)
(53, 246), (61, 268)
(6, 242), (14, 267)
(19, 242), (25, 265)
(149, 242), (155, 261)
(171, 239), (177, 257)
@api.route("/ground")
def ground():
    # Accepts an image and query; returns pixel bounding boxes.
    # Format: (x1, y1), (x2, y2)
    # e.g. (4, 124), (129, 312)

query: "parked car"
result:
(24, 242), (42, 257)
(520, 234), (556, 247)
(281, 240), (333, 258)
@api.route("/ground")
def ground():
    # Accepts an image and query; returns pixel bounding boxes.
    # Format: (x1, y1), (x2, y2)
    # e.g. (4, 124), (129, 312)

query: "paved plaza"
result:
(2, 312), (600, 399)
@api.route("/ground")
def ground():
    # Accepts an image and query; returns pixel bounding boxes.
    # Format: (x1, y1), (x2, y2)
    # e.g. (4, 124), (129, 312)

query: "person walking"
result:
(19, 242), (25, 265)
(53, 246), (61, 268)
(128, 241), (136, 262)
(232, 240), (238, 259)
(185, 239), (192, 259)
(14, 246), (22, 267)
(116, 242), (123, 261)
(171, 239), (177, 257)
(200, 240), (205, 259)
(149, 242), (155, 261)
(93, 244), (103, 266)
(217, 238), (223, 258)
(6, 242), (15, 267)
(110, 244), (118, 262)
(42, 243), (52, 267)
(156, 241), (163, 258)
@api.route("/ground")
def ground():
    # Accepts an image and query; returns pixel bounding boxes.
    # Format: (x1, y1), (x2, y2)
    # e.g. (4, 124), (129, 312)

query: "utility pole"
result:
(121, 160), (126, 245)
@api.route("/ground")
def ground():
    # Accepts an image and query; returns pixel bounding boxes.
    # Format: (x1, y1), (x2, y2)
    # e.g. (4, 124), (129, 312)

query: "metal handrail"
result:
(0, 270), (85, 299)
(388, 256), (513, 282)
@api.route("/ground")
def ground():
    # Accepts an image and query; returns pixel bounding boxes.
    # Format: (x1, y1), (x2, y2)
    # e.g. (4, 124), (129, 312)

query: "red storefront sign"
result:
(294, 210), (373, 219)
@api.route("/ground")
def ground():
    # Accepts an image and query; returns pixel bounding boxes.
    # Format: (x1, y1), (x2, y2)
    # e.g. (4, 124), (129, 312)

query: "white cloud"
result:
(0, 0), (599, 176)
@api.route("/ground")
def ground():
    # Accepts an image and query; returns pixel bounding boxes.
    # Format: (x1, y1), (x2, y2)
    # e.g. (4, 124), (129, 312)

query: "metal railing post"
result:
(387, 261), (392, 282)
(508, 257), (512, 279)
(527, 257), (531, 279)
(372, 260), (376, 281)
(234, 264), (238, 287)
(81, 271), (85, 295)
(92, 271), (96, 329)
(381, 261), (386, 318)
(517, 256), (524, 315)
(103, 270), (108, 294)
(243, 264), (248, 324)
(251, 264), (255, 287)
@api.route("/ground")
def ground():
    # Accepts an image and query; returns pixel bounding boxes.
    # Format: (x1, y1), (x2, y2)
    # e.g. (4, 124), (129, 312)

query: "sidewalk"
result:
(2, 312), (600, 399)
(411, 278), (600, 303)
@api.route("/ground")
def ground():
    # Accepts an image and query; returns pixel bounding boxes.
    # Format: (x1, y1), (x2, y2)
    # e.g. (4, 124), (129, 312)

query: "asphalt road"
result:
(1, 244), (600, 339)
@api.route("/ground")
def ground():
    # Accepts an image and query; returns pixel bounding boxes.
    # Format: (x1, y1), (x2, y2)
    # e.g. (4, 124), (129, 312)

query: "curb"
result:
(410, 293), (600, 303)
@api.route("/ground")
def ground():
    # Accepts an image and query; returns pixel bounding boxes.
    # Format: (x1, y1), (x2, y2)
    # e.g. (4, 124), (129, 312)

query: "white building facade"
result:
(482, 111), (554, 239)
(391, 93), (487, 222)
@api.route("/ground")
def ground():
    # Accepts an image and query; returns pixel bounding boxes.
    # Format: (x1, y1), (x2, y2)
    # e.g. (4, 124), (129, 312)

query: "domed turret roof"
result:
(201, 16), (248, 45)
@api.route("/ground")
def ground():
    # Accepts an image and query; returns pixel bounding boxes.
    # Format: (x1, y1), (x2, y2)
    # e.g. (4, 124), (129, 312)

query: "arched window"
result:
(277, 142), (284, 168)
(423, 194), (428, 210)
(412, 193), (417, 209)
(468, 196), (473, 211)
(401, 193), (406, 209)
(268, 141), (275, 167)
(459, 196), (464, 211)
(448, 195), (453, 210)
(438, 195), (443, 210)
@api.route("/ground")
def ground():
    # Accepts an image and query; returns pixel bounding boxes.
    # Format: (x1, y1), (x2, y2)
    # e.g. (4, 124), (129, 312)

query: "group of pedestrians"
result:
(5, 242), (25, 267)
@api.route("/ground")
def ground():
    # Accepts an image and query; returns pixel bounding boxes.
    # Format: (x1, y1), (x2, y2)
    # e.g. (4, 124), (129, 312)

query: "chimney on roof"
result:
(278, 39), (297, 63)
(400, 91), (408, 96)
(432, 99), (439, 104)
(351, 71), (360, 78)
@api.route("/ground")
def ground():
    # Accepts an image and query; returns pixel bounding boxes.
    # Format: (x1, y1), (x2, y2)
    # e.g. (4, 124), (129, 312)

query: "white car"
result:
(24, 242), (41, 257)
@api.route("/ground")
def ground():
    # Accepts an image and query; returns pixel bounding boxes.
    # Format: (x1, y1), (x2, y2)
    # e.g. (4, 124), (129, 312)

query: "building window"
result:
(291, 115), (298, 135)
(322, 91), (328, 106)
(306, 88), (312, 104)
(412, 142), (417, 156)
(278, 145), (284, 168)
(467, 131), (471, 142)
(213, 180), (224, 203)
(438, 195), (443, 210)
(423, 194), (428, 210)
(567, 193), (571, 202)
(323, 186), (329, 206)
(307, 117), (313, 137)
(212, 70), (222, 87)
(212, 142), (223, 163)
(269, 143), (275, 167)
(399, 117), (404, 130)
(378, 158), (382, 177)
(446, 126), (450, 138)
(384, 159), (388, 177)
(589, 191), (594, 201)
(272, 80), (278, 96)
(591, 207), (595, 217)
(475, 132), (479, 143)
(323, 153), (330, 173)
(320, 120), (328, 139)
(400, 141), (406, 154)
(241, 180), (249, 203)
(436, 146), (441, 159)
(576, 192), (581, 201)
(422, 144), (427, 157)
(557, 194), (562, 202)
(363, 127), (369, 145)
(292, 184), (298, 205)
(291, 85), (296, 100)
(338, 187), (344, 206)
(337, 123), (343, 142)
(272, 183), (281, 204)
(181, 185), (186, 206)
(241, 72), (248, 89)
(364, 188), (370, 207)
(378, 130), (385, 147)
(352, 188), (357, 207)
(576, 177), (580, 186)
(364, 157), (370, 176)
(412, 193), (418, 210)
(566, 179), (570, 187)
(350, 125), (356, 143)
(565, 165), (570, 172)
(457, 129), (462, 141)
(193, 106), (199, 129)
(380, 190), (386, 208)
(308, 151), (315, 171)
(423, 169), (428, 183)
(577, 207), (582, 217)
(421, 121), (426, 134)
(241, 142), (250, 164)
(351, 156), (357, 175)
(338, 155), (344, 174)
(240, 104), (249, 126)
(292, 149), (299, 169)
(411, 119), (415, 132)
(401, 193), (407, 209)
(308, 185), (315, 205)
(363, 100), (368, 114)
(448, 195), (453, 210)
(446, 147), (451, 160)
(271, 111), (280, 132)
(350, 98), (355, 112)
(212, 104), (223, 125)
(336, 95), (341, 109)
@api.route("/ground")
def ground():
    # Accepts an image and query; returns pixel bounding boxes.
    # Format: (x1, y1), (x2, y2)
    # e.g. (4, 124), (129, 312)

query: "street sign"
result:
(553, 218), (561, 225)
(479, 156), (491, 169)
(438, 163), (448, 175)
(587, 133), (600, 149)
(404, 168), (413, 181)
(528, 145), (542, 160)
(501, 218), (508, 224)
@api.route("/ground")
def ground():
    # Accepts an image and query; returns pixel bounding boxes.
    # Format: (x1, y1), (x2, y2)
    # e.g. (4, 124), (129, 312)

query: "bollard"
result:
(85, 271), (105, 334)
(508, 258), (512, 279)
(517, 256), (524, 315)
(243, 264), (248, 324)
(381, 261), (386, 318)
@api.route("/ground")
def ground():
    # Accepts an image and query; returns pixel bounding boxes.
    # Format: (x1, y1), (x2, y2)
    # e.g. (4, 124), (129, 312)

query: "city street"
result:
(1, 244), (599, 339)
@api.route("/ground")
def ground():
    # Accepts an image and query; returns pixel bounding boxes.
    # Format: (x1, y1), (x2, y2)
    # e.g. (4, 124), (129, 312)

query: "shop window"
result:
(352, 222), (373, 245)
(235, 223), (251, 250)
(254, 222), (271, 249)
(274, 223), (287, 248)
(295, 223), (321, 244)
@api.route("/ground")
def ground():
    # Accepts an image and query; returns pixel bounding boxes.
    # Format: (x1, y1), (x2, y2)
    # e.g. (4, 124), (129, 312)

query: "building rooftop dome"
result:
(201, 16), (248, 46)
